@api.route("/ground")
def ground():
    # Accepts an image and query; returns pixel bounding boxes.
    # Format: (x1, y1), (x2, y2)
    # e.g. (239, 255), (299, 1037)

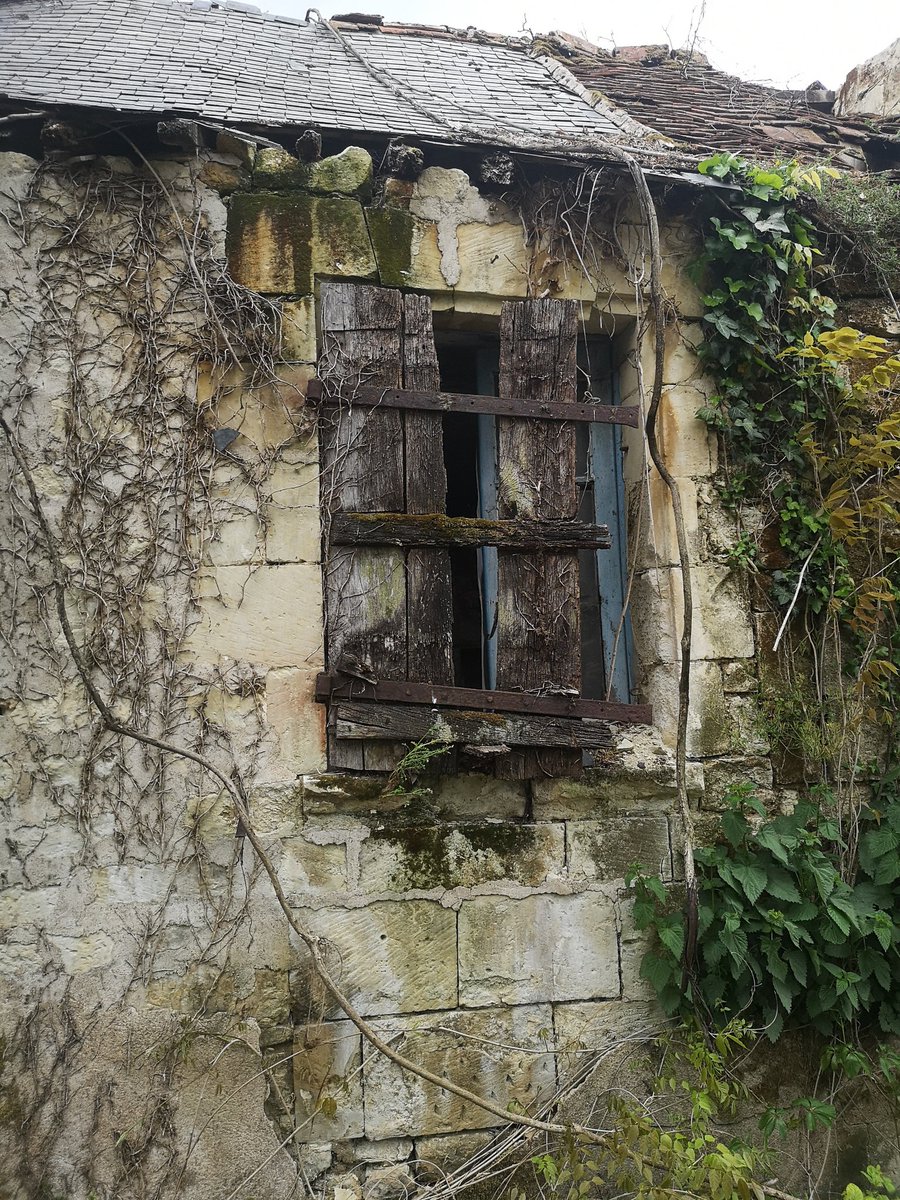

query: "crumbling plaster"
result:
(0, 138), (831, 1200)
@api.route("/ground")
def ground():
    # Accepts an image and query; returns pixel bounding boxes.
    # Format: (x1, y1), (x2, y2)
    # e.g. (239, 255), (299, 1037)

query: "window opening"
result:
(436, 337), (500, 688)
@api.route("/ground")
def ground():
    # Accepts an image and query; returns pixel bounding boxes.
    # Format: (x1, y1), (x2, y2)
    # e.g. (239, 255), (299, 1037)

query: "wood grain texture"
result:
(307, 379), (640, 427)
(402, 293), (453, 686)
(319, 282), (407, 769)
(333, 702), (613, 749)
(496, 299), (582, 778)
(331, 513), (610, 549)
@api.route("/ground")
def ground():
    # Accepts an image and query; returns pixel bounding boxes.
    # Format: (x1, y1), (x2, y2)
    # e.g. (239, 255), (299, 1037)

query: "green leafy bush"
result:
(630, 780), (900, 1039)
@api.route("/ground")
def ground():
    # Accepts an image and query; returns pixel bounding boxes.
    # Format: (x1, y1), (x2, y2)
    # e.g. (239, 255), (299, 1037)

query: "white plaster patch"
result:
(409, 167), (509, 287)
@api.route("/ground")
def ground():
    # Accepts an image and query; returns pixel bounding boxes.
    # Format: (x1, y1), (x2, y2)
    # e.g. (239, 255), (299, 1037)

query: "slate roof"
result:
(0, 0), (650, 152)
(538, 34), (899, 171)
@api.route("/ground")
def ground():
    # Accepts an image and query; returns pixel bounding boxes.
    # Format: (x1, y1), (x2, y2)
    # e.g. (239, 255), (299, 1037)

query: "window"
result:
(311, 282), (648, 779)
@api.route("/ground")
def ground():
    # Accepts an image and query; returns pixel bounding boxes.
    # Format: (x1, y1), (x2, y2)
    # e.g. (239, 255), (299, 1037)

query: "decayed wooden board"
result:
(333, 702), (614, 749)
(402, 294), (454, 686)
(307, 379), (640, 427)
(315, 673), (652, 723)
(496, 299), (582, 778)
(319, 283), (407, 770)
(331, 514), (611, 550)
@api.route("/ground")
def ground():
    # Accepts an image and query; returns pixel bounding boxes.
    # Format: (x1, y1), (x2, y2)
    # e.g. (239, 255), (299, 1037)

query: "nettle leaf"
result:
(805, 855), (837, 901)
(754, 825), (791, 865)
(658, 920), (685, 962)
(786, 948), (808, 986)
(731, 864), (768, 905)
(765, 867), (802, 903)
(641, 951), (678, 994)
(772, 974), (796, 1013)
(721, 809), (750, 848)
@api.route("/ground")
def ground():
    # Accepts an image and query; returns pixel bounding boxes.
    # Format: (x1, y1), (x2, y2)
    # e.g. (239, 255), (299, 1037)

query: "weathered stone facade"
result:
(0, 136), (885, 1200)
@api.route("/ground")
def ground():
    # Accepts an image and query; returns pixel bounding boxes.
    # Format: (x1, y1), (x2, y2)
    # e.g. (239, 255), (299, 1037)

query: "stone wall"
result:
(0, 139), (813, 1199)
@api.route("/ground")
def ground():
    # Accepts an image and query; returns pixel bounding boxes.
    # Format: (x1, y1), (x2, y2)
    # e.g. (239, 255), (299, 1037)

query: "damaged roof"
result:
(538, 34), (899, 171)
(0, 0), (657, 153)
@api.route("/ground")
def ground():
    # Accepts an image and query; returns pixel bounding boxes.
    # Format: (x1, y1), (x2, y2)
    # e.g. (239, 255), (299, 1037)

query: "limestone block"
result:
(294, 1018), (364, 1141)
(654, 381), (716, 478)
(280, 836), (347, 892)
(48, 932), (116, 974)
(628, 473), (701, 572)
(455, 221), (531, 296)
(334, 1137), (414, 1165)
(265, 461), (322, 563)
(617, 903), (658, 1002)
(727, 694), (770, 755)
(255, 146), (374, 200)
(413, 1130), (495, 1180)
(265, 667), (327, 777)
(567, 817), (672, 882)
(0, 886), (60, 930)
(640, 659), (731, 755)
(532, 731), (702, 818)
(190, 563), (324, 669)
(364, 1164), (416, 1200)
(431, 774), (528, 820)
(197, 362), (312, 452)
(227, 193), (376, 294)
(282, 295), (317, 361)
(632, 565), (755, 667)
(702, 757), (773, 808)
(358, 822), (565, 892)
(366, 206), (437, 290)
(302, 774), (406, 816)
(292, 900), (458, 1016)
(553, 999), (663, 1124)
(198, 159), (245, 194)
(458, 891), (619, 1006)
(363, 1004), (555, 1138)
(721, 659), (758, 694)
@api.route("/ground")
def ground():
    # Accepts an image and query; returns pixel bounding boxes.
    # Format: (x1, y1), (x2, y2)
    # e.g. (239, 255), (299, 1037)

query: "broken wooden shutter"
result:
(496, 299), (581, 778)
(319, 282), (451, 770)
(315, 285), (649, 777)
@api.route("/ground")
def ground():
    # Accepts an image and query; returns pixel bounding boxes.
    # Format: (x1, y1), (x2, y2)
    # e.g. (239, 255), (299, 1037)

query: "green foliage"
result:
(380, 729), (452, 799)
(818, 171), (900, 293)
(631, 781), (900, 1039)
(844, 1165), (899, 1200)
(693, 153), (900, 729)
(515, 1021), (769, 1200)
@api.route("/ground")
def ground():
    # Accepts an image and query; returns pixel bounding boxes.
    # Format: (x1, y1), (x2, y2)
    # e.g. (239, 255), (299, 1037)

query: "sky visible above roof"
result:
(0, 0), (655, 153)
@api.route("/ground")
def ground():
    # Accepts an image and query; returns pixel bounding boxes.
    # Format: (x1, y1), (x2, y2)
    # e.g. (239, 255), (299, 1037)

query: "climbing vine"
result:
(633, 153), (900, 1055)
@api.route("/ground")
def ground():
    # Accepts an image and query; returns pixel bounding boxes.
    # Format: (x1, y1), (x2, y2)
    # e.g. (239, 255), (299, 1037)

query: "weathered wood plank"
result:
(315, 672), (652, 723)
(319, 282), (407, 770)
(402, 293), (454, 687)
(496, 298), (582, 777)
(331, 513), (611, 550)
(307, 380), (640, 427)
(333, 702), (614, 749)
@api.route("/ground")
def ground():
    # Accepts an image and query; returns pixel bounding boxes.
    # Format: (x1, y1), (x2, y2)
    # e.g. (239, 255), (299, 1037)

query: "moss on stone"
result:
(254, 146), (373, 200)
(368, 821), (539, 889)
(226, 192), (376, 293)
(366, 206), (416, 287)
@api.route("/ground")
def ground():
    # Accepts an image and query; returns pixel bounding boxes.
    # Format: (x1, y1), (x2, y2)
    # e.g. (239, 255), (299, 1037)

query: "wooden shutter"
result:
(319, 283), (452, 770)
(496, 299), (581, 778)
(316, 285), (648, 777)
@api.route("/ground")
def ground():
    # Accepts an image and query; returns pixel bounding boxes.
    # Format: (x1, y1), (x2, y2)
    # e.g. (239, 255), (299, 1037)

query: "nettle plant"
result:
(630, 773), (900, 1040)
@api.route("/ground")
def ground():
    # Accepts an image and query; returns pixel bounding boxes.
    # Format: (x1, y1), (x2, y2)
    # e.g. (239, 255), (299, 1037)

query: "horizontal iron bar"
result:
(307, 380), (640, 427)
(316, 673), (652, 724)
(331, 513), (611, 550)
